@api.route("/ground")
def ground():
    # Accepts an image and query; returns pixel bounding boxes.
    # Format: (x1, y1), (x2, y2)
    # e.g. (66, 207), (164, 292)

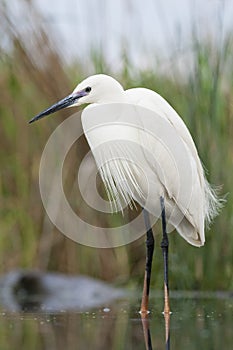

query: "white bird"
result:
(29, 74), (221, 315)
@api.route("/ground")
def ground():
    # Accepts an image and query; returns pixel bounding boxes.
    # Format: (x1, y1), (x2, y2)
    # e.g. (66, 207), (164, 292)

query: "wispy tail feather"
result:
(204, 179), (225, 227)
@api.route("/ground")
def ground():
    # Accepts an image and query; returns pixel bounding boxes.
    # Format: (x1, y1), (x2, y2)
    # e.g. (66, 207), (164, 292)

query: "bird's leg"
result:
(140, 209), (154, 316)
(160, 196), (170, 314)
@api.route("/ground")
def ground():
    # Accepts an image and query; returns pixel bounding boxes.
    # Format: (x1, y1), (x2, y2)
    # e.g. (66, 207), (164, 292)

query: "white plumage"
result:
(77, 74), (220, 247)
(30, 74), (221, 247)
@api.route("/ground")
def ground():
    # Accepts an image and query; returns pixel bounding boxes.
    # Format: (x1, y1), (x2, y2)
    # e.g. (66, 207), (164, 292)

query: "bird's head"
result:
(29, 74), (124, 124)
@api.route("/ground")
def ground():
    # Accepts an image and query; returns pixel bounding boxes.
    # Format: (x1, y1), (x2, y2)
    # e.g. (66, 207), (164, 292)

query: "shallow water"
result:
(0, 292), (232, 350)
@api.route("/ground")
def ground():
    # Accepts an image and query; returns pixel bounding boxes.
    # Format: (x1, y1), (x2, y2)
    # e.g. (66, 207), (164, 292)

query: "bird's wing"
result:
(125, 88), (205, 181)
(125, 88), (206, 235)
(82, 99), (213, 245)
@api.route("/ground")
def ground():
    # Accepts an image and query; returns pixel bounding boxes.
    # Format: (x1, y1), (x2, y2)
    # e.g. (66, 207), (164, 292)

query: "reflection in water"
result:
(141, 312), (171, 350)
(0, 289), (232, 349)
(164, 312), (171, 350)
(141, 316), (153, 350)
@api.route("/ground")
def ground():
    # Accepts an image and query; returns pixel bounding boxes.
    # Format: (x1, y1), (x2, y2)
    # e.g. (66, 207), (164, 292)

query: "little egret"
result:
(29, 74), (221, 315)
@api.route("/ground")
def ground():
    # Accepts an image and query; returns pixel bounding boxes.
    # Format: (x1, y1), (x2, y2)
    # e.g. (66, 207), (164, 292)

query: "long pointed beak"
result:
(29, 90), (87, 124)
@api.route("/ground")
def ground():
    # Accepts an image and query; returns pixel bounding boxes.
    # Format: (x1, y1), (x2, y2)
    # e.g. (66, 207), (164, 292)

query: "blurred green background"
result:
(0, 0), (232, 292)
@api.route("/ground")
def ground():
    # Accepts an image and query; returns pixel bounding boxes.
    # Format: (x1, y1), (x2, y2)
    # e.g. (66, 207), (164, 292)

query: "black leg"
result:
(140, 209), (155, 315)
(160, 196), (170, 314)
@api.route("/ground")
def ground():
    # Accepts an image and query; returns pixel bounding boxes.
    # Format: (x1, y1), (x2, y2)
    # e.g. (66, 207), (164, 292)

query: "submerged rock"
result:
(0, 270), (125, 312)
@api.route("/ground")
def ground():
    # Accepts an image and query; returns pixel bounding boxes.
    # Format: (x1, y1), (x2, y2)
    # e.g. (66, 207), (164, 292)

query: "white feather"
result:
(79, 74), (222, 247)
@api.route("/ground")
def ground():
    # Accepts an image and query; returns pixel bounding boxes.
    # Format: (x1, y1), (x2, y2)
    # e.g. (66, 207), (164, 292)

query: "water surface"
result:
(0, 291), (232, 350)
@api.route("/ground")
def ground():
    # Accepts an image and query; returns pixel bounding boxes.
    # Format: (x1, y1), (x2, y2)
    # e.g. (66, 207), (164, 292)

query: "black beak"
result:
(29, 90), (87, 124)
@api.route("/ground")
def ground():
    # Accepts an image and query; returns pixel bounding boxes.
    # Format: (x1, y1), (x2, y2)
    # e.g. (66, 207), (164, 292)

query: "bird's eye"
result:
(85, 86), (92, 93)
